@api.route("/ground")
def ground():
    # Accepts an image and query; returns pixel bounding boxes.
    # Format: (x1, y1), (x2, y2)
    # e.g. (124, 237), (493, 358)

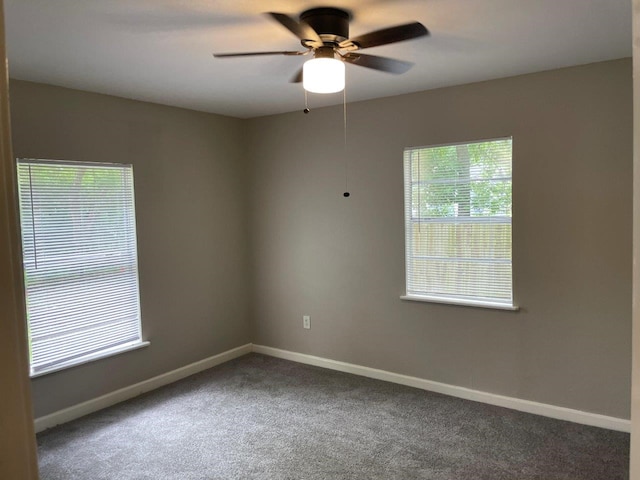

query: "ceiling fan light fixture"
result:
(303, 57), (345, 94)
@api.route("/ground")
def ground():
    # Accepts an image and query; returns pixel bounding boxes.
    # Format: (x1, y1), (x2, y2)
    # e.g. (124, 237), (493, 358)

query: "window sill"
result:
(400, 294), (519, 311)
(30, 340), (150, 379)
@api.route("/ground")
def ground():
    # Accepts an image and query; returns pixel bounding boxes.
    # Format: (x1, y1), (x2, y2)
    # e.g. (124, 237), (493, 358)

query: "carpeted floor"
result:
(37, 353), (629, 480)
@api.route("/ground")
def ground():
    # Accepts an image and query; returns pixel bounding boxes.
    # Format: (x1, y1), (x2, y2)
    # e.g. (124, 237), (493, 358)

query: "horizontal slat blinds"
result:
(16, 159), (143, 375)
(403, 138), (513, 307)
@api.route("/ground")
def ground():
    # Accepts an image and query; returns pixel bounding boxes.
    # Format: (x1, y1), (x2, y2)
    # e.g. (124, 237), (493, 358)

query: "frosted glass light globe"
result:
(303, 58), (345, 94)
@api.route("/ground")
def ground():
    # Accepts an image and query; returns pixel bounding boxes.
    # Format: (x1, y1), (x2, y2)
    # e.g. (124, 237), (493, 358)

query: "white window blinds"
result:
(17, 159), (143, 376)
(403, 138), (514, 308)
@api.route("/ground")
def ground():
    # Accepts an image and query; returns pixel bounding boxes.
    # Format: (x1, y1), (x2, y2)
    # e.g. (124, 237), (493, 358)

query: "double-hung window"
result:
(402, 138), (515, 309)
(16, 159), (146, 377)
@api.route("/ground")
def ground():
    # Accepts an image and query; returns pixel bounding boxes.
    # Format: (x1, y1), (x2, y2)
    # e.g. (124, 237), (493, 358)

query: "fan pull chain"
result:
(343, 85), (350, 198)
(303, 90), (310, 114)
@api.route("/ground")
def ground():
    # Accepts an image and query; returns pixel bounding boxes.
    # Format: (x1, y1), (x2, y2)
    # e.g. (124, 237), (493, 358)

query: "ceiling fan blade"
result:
(340, 22), (429, 50)
(290, 68), (303, 83)
(266, 12), (323, 47)
(343, 53), (414, 74)
(213, 51), (306, 58)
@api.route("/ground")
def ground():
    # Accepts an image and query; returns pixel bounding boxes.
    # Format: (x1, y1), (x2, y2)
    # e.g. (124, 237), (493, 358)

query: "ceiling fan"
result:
(213, 7), (429, 93)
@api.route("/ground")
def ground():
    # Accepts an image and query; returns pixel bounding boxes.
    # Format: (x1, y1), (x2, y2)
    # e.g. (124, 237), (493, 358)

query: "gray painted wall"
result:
(9, 58), (632, 421)
(246, 59), (632, 419)
(9, 80), (252, 418)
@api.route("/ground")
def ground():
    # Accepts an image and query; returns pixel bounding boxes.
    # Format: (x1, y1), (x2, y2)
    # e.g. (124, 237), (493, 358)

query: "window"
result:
(402, 138), (515, 309)
(16, 159), (146, 377)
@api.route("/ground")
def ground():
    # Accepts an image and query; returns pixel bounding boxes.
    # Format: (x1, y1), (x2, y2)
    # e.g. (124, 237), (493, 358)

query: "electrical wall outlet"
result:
(303, 315), (310, 329)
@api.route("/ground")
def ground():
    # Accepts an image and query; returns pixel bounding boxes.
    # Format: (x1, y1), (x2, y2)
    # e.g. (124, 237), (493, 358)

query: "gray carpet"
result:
(37, 353), (629, 480)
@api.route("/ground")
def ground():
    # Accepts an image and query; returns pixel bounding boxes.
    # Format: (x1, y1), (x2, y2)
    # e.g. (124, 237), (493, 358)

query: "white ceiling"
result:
(4, 0), (631, 119)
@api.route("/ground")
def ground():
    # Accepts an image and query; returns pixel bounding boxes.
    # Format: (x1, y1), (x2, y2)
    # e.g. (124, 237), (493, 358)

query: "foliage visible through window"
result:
(17, 159), (144, 376)
(403, 138), (513, 307)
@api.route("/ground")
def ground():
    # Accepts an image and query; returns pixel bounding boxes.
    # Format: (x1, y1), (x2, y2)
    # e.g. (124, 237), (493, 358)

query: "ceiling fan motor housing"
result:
(299, 8), (351, 45)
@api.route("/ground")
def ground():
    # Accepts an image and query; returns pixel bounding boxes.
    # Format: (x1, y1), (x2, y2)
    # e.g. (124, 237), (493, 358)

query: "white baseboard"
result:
(35, 342), (630, 434)
(34, 343), (252, 433)
(252, 344), (631, 433)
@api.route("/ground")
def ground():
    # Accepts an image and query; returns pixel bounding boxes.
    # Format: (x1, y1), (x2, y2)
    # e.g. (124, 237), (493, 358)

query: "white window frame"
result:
(16, 159), (148, 377)
(400, 138), (517, 311)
